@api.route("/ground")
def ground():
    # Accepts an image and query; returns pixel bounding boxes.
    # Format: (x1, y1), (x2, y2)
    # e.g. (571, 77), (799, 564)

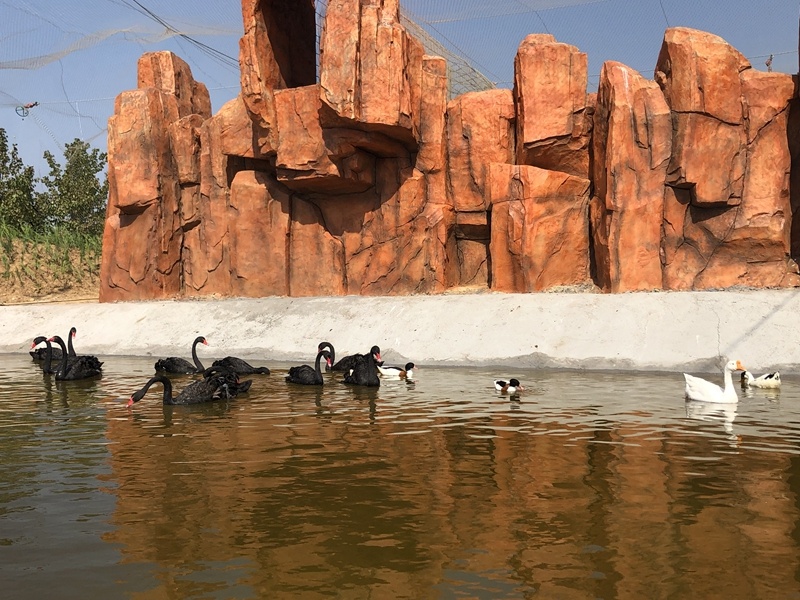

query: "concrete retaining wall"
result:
(2, 290), (800, 372)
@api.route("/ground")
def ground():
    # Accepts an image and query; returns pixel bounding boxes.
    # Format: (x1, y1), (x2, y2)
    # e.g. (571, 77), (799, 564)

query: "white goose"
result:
(683, 359), (746, 404)
(740, 370), (781, 389)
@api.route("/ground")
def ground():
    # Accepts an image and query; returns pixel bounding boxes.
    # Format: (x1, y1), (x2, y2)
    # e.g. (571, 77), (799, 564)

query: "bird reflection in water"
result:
(740, 385), (781, 402)
(685, 400), (740, 446)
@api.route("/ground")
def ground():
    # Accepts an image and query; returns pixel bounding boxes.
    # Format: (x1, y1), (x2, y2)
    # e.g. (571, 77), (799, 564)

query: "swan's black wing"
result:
(343, 354), (380, 387)
(30, 346), (63, 361)
(331, 354), (362, 372)
(172, 378), (227, 404)
(213, 356), (270, 375)
(216, 378), (253, 399)
(60, 356), (103, 381)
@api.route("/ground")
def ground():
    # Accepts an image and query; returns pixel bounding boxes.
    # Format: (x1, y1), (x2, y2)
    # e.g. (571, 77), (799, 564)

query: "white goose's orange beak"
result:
(735, 360), (746, 371)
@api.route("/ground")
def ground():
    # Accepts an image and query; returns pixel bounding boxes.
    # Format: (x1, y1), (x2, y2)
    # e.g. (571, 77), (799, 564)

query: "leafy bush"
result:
(0, 129), (108, 235)
(0, 129), (41, 230)
(37, 139), (109, 236)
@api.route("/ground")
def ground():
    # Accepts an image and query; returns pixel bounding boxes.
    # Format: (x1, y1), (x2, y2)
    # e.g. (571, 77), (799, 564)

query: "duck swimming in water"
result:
(740, 370), (781, 389)
(494, 378), (524, 394)
(378, 362), (416, 379)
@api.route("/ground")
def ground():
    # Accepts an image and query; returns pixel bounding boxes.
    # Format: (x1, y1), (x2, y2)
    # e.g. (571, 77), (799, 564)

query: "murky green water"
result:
(2, 352), (800, 599)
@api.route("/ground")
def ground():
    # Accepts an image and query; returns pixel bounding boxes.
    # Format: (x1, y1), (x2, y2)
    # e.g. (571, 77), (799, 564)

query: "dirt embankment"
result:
(0, 239), (99, 305)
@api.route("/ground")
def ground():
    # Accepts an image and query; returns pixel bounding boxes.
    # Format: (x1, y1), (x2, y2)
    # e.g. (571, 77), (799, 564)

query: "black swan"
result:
(48, 335), (103, 381)
(378, 362), (416, 379)
(31, 336), (59, 374)
(285, 350), (332, 385)
(128, 368), (250, 406)
(494, 379), (524, 394)
(332, 345), (381, 373)
(202, 366), (253, 398)
(154, 336), (208, 374)
(31, 335), (62, 361)
(212, 356), (270, 375)
(317, 341), (335, 372)
(343, 351), (380, 387)
(30, 326), (76, 361)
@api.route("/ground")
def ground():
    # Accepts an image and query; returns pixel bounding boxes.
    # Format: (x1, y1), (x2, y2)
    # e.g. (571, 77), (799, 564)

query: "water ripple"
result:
(4, 353), (800, 598)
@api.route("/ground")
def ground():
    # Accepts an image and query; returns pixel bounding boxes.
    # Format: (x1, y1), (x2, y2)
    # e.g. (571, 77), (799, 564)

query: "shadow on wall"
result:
(788, 89), (800, 260)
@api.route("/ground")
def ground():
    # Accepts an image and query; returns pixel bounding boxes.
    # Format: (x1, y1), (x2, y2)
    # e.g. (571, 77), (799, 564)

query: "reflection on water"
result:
(2, 354), (800, 598)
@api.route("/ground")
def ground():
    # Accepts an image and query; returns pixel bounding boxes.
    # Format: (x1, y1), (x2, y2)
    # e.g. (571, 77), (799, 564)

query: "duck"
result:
(332, 345), (381, 373)
(286, 350), (332, 385)
(378, 362), (416, 379)
(495, 378), (524, 394)
(740, 370), (781, 389)
(683, 359), (745, 403)
(154, 336), (208, 374)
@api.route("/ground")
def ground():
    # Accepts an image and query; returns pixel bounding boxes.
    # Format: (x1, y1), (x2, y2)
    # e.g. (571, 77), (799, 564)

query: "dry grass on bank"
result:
(0, 223), (100, 305)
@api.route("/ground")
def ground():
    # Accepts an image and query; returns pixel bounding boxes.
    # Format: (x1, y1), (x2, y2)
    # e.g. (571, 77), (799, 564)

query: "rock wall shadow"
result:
(787, 85), (800, 259)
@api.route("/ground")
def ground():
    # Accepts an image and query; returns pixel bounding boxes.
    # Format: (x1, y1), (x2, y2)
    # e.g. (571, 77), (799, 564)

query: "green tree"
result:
(0, 128), (40, 229)
(38, 138), (109, 235)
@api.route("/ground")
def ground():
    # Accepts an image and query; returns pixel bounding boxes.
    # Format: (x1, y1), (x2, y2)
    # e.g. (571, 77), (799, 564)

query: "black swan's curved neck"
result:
(318, 342), (335, 366)
(50, 336), (69, 377)
(191, 337), (206, 372)
(68, 327), (77, 357)
(34, 336), (54, 373)
(314, 350), (325, 375)
(132, 375), (174, 405)
(43, 341), (53, 373)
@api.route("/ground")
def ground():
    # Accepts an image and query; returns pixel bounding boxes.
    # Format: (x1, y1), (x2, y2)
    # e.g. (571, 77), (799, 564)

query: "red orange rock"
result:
(591, 61), (672, 292)
(514, 34), (592, 178)
(490, 164), (592, 292)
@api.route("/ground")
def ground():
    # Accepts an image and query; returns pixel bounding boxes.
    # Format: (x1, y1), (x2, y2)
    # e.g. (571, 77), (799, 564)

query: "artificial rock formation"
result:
(656, 28), (799, 290)
(490, 164), (592, 292)
(514, 34), (592, 179)
(591, 61), (672, 293)
(99, 2), (800, 302)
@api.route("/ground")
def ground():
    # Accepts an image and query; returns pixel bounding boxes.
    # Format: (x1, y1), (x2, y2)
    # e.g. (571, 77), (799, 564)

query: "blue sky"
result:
(1, 0), (798, 175)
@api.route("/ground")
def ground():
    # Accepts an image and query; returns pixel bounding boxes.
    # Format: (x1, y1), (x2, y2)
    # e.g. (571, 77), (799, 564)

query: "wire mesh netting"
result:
(2, 0), (798, 172)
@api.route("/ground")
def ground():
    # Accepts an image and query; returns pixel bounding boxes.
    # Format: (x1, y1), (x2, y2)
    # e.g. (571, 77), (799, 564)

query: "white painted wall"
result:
(2, 290), (799, 372)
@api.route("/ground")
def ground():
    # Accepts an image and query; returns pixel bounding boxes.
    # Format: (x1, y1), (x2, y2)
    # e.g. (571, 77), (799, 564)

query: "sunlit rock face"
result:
(489, 164), (592, 292)
(591, 61), (672, 293)
(446, 89), (516, 288)
(100, 10), (800, 302)
(656, 28), (800, 290)
(514, 34), (592, 180)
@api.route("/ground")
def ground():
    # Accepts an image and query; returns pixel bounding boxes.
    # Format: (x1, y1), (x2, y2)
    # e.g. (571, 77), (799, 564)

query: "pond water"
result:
(2, 352), (800, 599)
